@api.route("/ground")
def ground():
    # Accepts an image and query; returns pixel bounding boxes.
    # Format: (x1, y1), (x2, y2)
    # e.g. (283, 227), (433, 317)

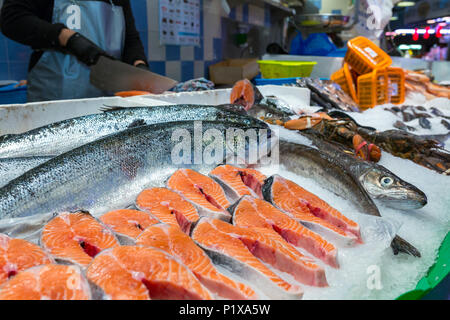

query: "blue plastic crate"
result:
(253, 77), (300, 86)
(0, 83), (27, 105)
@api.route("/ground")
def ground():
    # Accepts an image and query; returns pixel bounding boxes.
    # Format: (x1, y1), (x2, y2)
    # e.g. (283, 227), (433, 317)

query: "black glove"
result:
(65, 32), (114, 66)
(135, 63), (150, 71)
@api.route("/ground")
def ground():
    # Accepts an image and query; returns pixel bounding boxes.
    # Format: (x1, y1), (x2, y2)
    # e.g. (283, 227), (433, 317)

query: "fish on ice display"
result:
(135, 187), (200, 234)
(0, 75), (445, 301)
(136, 223), (258, 300)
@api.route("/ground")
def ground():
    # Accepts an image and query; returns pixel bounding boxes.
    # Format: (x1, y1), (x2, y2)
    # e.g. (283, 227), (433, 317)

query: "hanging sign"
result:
(159, 0), (201, 46)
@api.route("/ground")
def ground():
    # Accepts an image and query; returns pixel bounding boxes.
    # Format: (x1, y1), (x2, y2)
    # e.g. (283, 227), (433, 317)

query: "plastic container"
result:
(345, 36), (392, 75)
(386, 67), (405, 105)
(0, 83), (27, 105)
(330, 63), (358, 103)
(258, 60), (317, 79)
(357, 68), (388, 109)
(253, 77), (300, 86)
(396, 231), (449, 300)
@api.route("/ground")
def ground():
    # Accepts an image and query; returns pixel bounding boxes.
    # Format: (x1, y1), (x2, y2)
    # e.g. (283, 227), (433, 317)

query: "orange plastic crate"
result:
(386, 67), (405, 105)
(357, 68), (388, 109)
(345, 36), (392, 75)
(331, 63), (358, 103)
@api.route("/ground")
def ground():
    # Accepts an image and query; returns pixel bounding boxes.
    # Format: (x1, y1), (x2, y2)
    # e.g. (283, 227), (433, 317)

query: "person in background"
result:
(0, 0), (149, 102)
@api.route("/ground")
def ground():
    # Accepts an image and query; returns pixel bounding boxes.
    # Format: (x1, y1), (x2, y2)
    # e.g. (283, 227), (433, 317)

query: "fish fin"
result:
(216, 104), (248, 115)
(261, 176), (275, 203)
(227, 196), (245, 218)
(391, 235), (421, 258)
(127, 119), (147, 129)
(69, 209), (91, 215)
(100, 105), (126, 112)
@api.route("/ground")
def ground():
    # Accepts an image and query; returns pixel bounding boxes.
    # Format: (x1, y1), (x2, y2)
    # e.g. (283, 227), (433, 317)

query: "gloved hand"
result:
(65, 32), (114, 66)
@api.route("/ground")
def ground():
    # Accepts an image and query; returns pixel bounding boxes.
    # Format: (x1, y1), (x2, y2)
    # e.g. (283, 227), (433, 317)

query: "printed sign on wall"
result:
(159, 0), (201, 46)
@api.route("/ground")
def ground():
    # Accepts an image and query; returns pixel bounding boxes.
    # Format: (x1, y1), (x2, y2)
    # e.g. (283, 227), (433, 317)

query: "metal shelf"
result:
(227, 0), (296, 16)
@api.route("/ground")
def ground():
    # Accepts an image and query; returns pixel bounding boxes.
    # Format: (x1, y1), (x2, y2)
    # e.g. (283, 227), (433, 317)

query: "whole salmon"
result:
(0, 120), (270, 219)
(0, 104), (259, 158)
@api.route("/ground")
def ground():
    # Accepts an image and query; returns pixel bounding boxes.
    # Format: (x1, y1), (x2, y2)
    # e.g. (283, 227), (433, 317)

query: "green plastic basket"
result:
(258, 60), (317, 79)
(396, 231), (450, 300)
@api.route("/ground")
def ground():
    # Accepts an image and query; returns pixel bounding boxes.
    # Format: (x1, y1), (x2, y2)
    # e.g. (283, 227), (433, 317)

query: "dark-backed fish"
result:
(0, 105), (260, 158)
(0, 120), (270, 220)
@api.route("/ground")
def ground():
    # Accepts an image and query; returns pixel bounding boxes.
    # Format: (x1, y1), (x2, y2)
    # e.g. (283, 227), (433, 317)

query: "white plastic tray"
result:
(0, 86), (311, 135)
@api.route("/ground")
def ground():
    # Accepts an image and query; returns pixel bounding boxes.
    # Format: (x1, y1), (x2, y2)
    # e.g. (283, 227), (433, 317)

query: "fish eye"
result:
(380, 176), (394, 187)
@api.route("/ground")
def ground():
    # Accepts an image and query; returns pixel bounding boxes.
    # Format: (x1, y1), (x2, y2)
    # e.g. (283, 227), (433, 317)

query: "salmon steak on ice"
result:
(0, 233), (54, 286)
(40, 212), (120, 267)
(192, 218), (304, 300)
(209, 165), (267, 202)
(135, 187), (200, 234)
(136, 224), (258, 300)
(167, 169), (231, 221)
(263, 175), (362, 246)
(86, 246), (213, 300)
(99, 209), (159, 243)
(229, 195), (338, 270)
(0, 264), (92, 300)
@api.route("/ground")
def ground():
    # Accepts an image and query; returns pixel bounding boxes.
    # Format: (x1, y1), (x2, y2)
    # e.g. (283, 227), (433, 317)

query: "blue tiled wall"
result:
(0, 36), (31, 81)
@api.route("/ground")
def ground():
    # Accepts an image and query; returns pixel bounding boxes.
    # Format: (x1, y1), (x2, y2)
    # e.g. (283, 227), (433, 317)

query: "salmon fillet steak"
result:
(192, 218), (304, 300)
(263, 175), (361, 246)
(86, 246), (213, 300)
(99, 209), (159, 243)
(0, 233), (53, 285)
(167, 169), (231, 221)
(230, 79), (264, 111)
(135, 187), (200, 234)
(209, 165), (267, 202)
(136, 223), (258, 300)
(0, 264), (91, 300)
(40, 212), (120, 267)
(230, 195), (335, 275)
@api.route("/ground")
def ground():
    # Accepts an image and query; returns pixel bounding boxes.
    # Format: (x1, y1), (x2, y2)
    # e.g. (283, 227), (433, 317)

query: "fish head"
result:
(359, 167), (427, 210)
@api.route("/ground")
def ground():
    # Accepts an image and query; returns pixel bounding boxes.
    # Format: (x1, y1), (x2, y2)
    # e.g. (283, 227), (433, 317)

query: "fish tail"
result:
(391, 235), (421, 258)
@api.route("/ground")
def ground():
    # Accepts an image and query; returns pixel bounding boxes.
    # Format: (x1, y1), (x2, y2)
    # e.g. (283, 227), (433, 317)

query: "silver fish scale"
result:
(0, 105), (257, 158)
(0, 157), (52, 188)
(0, 120), (270, 219)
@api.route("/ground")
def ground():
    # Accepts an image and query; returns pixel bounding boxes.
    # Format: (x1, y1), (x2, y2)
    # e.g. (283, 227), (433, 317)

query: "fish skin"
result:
(167, 169), (232, 221)
(295, 134), (428, 211)
(39, 211), (120, 267)
(262, 175), (361, 247)
(0, 157), (53, 188)
(135, 187), (200, 234)
(0, 233), (54, 285)
(419, 117), (432, 130)
(442, 119), (450, 130)
(229, 196), (332, 283)
(249, 96), (296, 122)
(209, 165), (267, 203)
(0, 264), (92, 300)
(0, 120), (270, 220)
(0, 105), (264, 158)
(270, 140), (421, 258)
(136, 223), (258, 300)
(86, 246), (213, 300)
(191, 217), (304, 300)
(269, 140), (382, 216)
